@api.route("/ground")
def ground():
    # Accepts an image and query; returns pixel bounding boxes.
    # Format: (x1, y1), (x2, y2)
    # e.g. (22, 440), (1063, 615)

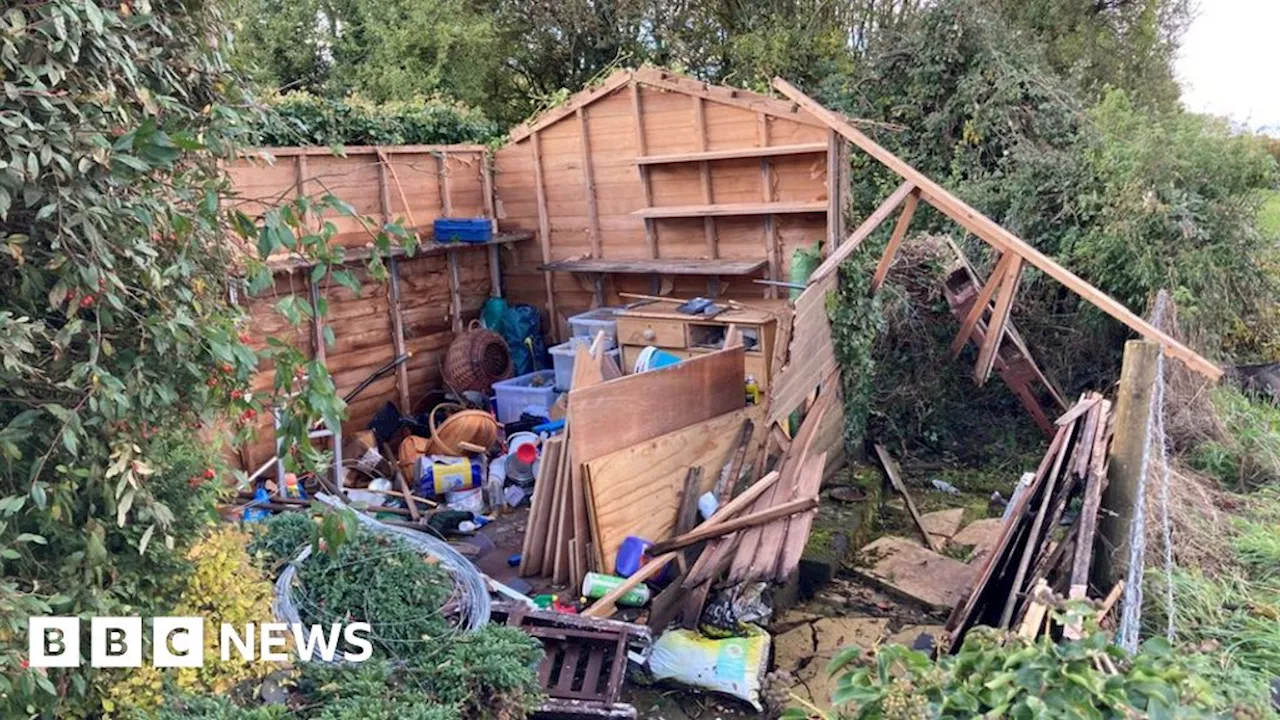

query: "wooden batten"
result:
(826, 129), (841, 253)
(387, 257), (412, 411)
(869, 189), (920, 293)
(530, 131), (558, 339)
(758, 114), (780, 299)
(481, 155), (502, 297)
(974, 256), (1023, 385)
(693, 95), (718, 258)
(630, 83), (659, 259)
(576, 107), (602, 258)
(949, 251), (1015, 359)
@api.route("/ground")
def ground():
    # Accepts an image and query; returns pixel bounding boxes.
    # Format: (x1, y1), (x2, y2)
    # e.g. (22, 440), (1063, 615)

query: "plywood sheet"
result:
(568, 346), (746, 464)
(583, 405), (764, 574)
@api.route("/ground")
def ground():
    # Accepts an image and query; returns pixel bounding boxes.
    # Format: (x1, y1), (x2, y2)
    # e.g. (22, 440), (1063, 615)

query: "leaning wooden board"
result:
(583, 405), (764, 574)
(569, 346), (746, 464)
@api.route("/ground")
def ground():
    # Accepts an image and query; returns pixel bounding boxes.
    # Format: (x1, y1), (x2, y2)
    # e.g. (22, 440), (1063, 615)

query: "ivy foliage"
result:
(249, 92), (500, 148)
(789, 620), (1220, 719)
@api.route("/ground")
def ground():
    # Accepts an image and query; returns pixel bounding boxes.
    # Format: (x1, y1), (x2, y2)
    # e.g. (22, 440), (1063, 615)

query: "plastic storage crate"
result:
(433, 218), (493, 244)
(549, 339), (621, 391)
(492, 370), (559, 423)
(568, 307), (621, 348)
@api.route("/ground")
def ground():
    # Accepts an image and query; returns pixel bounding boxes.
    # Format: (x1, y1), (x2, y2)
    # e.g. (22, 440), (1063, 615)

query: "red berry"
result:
(206, 377), (218, 387)
(203, 468), (215, 479)
(220, 363), (233, 374)
(230, 389), (242, 400)
(239, 333), (251, 343)
(79, 295), (95, 308)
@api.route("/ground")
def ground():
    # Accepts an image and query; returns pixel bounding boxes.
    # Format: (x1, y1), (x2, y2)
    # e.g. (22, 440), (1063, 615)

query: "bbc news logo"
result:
(27, 617), (373, 668)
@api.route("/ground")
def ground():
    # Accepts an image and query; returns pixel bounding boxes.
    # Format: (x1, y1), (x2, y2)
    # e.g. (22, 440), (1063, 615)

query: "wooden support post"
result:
(480, 152), (501, 298)
(1096, 340), (1160, 590)
(826, 129), (841, 254)
(693, 96), (718, 258)
(447, 249), (463, 333)
(630, 83), (659, 259)
(436, 151), (453, 217)
(973, 256), (1022, 385)
(948, 251), (1015, 359)
(307, 274), (326, 365)
(375, 151), (391, 226)
(387, 256), (412, 412)
(576, 107), (602, 258)
(869, 189), (920, 294)
(758, 114), (779, 299)
(531, 132), (559, 341)
(294, 155), (312, 233)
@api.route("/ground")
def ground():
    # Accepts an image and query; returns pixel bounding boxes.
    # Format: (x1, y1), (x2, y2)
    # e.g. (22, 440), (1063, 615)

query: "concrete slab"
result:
(782, 616), (889, 712)
(918, 508), (965, 545)
(951, 517), (1005, 563)
(886, 624), (948, 649)
(851, 536), (974, 610)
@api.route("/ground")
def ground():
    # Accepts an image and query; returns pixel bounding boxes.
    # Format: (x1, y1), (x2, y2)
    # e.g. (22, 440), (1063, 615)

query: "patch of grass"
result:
(1259, 189), (1280, 236)
(1189, 386), (1280, 489)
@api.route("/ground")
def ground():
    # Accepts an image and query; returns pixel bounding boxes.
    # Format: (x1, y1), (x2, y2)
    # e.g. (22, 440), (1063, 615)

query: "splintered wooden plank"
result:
(874, 444), (941, 552)
(767, 276), (839, 424)
(569, 346), (746, 464)
(582, 405), (763, 575)
(774, 451), (828, 581)
(852, 537), (975, 610)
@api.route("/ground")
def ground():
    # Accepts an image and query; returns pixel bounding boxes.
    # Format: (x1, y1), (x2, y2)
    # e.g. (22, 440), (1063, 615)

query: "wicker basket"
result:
(426, 403), (500, 455)
(443, 320), (512, 392)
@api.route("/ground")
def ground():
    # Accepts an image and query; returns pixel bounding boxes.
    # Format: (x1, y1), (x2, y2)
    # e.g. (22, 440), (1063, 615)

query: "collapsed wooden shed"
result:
(493, 68), (849, 335)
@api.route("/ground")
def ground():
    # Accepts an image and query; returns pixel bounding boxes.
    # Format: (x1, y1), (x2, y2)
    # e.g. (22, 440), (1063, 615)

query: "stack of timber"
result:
(518, 335), (622, 589)
(946, 391), (1115, 646)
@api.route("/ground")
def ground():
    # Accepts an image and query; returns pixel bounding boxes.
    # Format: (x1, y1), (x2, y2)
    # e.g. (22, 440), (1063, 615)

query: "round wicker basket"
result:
(442, 320), (512, 392)
(426, 402), (500, 455)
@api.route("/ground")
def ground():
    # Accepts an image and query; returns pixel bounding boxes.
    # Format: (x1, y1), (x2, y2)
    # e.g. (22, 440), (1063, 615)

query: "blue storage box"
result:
(434, 218), (493, 244)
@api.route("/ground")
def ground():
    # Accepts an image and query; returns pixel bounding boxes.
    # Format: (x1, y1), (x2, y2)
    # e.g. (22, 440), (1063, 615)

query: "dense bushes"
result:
(250, 93), (501, 148)
(0, 0), (259, 714)
(795, 621), (1220, 718)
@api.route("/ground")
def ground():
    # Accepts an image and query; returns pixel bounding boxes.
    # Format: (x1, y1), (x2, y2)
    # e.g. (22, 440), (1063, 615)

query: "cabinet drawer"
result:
(744, 354), (770, 389)
(616, 317), (686, 348)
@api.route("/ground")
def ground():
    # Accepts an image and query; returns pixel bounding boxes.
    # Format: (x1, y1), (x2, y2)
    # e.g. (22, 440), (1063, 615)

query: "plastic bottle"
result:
(581, 572), (651, 606)
(744, 375), (761, 405)
(614, 536), (652, 577)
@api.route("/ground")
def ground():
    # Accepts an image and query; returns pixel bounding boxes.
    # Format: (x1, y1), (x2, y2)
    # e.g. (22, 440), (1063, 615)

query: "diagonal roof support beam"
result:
(772, 77), (1221, 381)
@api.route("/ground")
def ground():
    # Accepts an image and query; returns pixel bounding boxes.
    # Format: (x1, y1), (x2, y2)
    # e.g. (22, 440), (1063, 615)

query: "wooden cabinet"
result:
(616, 301), (782, 390)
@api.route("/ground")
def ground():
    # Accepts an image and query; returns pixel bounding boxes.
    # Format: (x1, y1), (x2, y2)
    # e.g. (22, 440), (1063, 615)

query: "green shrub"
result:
(250, 93), (501, 148)
(145, 693), (286, 720)
(793, 622), (1219, 718)
(247, 511), (317, 567)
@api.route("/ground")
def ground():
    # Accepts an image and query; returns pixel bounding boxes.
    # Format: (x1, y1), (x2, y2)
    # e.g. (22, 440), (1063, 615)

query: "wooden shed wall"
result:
(227, 146), (499, 471)
(494, 75), (838, 336)
(225, 145), (491, 251)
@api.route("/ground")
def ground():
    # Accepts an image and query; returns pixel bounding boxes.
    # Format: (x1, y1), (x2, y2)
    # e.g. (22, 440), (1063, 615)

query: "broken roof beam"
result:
(809, 180), (916, 283)
(772, 77), (1222, 381)
(869, 188), (921, 294)
(973, 256), (1023, 385)
(949, 252), (1015, 359)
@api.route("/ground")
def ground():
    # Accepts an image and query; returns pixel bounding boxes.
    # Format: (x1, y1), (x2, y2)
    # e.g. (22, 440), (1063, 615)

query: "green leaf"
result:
(331, 269), (361, 295)
(83, 0), (105, 32)
(138, 524), (155, 555)
(825, 645), (862, 677)
(16, 533), (46, 544)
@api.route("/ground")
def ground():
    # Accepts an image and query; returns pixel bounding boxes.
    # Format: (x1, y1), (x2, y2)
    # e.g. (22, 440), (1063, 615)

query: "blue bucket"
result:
(633, 346), (683, 374)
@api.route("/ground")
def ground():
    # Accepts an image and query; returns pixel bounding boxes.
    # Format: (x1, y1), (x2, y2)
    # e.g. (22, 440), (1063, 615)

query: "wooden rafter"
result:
(949, 251), (1015, 359)
(576, 107), (602, 258)
(973, 256), (1023, 385)
(759, 114), (780, 299)
(809, 181), (916, 283)
(773, 77), (1222, 381)
(869, 188), (920, 293)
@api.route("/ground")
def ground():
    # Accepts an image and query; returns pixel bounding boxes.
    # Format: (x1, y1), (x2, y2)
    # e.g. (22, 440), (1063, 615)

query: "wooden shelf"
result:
(268, 231), (531, 272)
(539, 258), (767, 276)
(632, 202), (827, 219)
(634, 142), (828, 166)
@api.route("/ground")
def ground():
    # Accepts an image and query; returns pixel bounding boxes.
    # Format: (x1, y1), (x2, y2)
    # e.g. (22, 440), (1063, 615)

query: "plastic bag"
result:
(647, 624), (770, 710)
(499, 303), (549, 375)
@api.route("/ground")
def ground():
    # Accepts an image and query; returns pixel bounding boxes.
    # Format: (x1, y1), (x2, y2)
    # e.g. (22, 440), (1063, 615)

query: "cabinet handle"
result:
(641, 328), (656, 341)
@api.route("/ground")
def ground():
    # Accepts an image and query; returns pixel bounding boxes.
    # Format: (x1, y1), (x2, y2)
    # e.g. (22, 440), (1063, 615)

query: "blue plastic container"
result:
(615, 536), (652, 578)
(434, 218), (493, 244)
